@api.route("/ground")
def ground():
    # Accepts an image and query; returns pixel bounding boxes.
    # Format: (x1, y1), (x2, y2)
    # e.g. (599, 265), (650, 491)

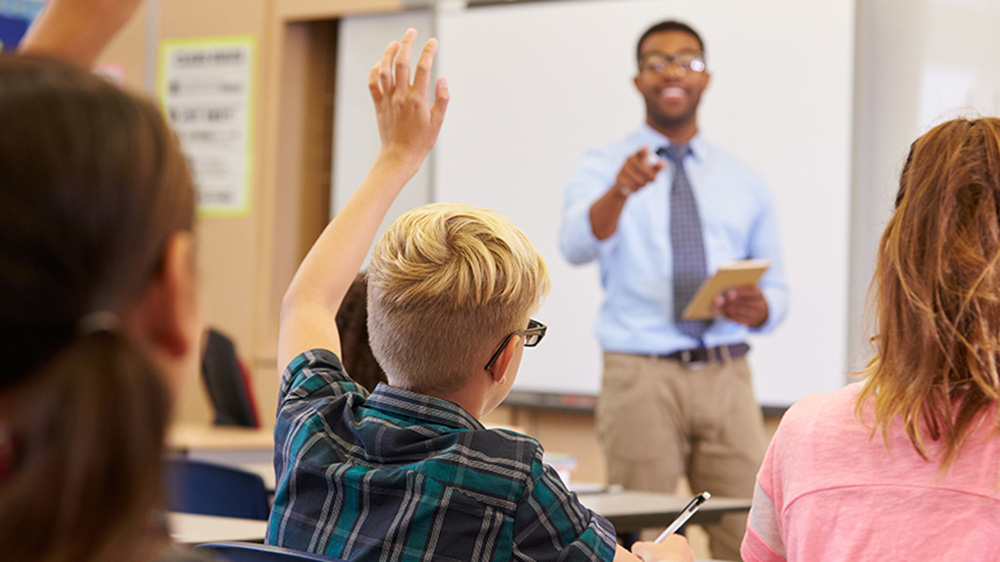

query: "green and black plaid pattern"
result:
(267, 349), (617, 562)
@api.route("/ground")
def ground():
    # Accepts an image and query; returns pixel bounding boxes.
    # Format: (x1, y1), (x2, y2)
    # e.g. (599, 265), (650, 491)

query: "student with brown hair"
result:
(0, 54), (202, 561)
(334, 274), (388, 392)
(742, 117), (1000, 561)
(0, 2), (206, 560)
(270, 28), (693, 562)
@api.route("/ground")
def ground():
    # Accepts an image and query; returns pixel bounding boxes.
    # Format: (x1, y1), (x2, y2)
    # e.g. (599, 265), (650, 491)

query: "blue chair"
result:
(194, 542), (346, 562)
(164, 458), (271, 520)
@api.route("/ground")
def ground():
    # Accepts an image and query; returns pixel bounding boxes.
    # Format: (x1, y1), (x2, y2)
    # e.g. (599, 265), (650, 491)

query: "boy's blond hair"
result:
(367, 203), (550, 393)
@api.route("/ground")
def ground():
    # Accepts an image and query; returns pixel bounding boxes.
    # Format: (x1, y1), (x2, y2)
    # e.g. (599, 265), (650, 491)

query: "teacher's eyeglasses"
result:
(639, 51), (706, 76)
(484, 319), (547, 373)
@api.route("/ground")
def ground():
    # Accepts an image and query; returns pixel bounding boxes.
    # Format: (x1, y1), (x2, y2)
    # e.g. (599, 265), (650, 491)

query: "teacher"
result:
(558, 20), (788, 561)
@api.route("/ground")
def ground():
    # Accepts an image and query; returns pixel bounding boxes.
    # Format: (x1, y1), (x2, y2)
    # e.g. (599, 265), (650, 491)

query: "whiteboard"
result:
(335, 0), (855, 407)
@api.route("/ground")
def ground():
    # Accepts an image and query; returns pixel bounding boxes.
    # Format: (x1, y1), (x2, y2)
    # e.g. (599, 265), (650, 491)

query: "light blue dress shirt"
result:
(559, 125), (788, 355)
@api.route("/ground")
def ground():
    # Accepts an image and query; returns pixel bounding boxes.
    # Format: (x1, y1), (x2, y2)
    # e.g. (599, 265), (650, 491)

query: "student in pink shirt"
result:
(742, 117), (1000, 561)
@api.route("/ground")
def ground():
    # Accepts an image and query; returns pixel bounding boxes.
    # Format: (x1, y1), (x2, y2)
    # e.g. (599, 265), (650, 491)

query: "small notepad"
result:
(681, 259), (770, 320)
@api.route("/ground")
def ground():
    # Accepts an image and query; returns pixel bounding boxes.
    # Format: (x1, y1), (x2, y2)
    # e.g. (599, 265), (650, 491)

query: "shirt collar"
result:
(365, 382), (485, 431)
(640, 123), (705, 163)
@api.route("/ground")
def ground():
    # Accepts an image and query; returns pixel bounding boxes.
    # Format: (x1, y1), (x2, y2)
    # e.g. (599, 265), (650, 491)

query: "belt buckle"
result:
(679, 349), (709, 371)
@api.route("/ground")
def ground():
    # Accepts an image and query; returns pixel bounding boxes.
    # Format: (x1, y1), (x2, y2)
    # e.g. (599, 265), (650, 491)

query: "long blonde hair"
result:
(860, 117), (1000, 467)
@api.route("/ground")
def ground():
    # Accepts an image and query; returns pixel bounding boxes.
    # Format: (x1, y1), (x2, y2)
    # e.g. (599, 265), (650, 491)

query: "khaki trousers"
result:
(597, 352), (767, 561)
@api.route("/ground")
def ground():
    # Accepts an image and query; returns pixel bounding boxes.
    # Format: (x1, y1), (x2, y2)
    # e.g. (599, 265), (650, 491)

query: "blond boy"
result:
(269, 29), (692, 562)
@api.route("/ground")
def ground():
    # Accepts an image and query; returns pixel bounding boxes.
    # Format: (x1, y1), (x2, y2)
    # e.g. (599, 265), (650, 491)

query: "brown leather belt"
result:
(660, 343), (750, 368)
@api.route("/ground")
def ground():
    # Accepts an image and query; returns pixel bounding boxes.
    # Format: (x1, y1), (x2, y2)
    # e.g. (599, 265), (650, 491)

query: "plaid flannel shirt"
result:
(266, 349), (616, 562)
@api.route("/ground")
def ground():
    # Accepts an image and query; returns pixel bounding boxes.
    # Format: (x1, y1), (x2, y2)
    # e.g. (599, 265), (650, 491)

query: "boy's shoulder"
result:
(280, 348), (364, 400)
(275, 347), (548, 489)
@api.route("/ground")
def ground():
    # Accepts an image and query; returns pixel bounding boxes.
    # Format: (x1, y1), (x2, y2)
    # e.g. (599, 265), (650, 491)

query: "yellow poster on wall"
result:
(158, 36), (256, 217)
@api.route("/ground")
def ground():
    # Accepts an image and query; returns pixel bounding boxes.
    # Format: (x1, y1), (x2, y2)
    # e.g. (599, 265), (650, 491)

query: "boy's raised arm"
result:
(278, 28), (448, 373)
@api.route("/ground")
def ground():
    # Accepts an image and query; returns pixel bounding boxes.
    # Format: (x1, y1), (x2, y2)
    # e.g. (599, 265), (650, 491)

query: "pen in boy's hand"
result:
(654, 491), (711, 543)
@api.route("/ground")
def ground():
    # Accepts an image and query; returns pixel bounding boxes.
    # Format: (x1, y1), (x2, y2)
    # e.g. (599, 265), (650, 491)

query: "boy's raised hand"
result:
(368, 28), (449, 171)
(278, 29), (448, 372)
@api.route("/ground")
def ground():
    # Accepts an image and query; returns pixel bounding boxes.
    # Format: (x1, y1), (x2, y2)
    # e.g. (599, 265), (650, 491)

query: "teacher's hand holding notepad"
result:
(682, 259), (771, 327)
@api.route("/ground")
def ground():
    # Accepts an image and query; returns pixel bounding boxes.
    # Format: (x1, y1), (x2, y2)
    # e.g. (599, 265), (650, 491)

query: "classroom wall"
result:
(91, 1), (149, 91)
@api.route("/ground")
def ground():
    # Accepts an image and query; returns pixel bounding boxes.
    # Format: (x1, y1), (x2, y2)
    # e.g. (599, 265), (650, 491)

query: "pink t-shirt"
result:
(742, 382), (1000, 561)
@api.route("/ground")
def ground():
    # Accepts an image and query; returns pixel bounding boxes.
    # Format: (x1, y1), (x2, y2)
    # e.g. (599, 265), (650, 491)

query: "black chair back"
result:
(202, 328), (259, 427)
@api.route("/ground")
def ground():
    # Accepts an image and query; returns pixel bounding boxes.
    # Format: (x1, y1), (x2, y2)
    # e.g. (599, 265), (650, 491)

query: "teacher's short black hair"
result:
(636, 20), (705, 63)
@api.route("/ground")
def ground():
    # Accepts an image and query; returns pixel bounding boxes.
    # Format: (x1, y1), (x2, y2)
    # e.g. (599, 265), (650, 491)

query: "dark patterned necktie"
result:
(660, 144), (709, 340)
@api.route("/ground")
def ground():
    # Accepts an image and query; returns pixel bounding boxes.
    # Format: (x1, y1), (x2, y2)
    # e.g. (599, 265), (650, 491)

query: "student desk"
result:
(167, 511), (726, 562)
(233, 461), (751, 535)
(578, 491), (752, 535)
(168, 512), (267, 545)
(167, 423), (274, 466)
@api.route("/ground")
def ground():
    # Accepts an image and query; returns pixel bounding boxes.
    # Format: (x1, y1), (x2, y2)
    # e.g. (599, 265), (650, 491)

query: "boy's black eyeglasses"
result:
(484, 319), (547, 373)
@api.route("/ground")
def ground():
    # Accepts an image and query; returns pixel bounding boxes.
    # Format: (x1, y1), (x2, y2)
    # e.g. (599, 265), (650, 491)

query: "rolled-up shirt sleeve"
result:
(559, 149), (620, 265)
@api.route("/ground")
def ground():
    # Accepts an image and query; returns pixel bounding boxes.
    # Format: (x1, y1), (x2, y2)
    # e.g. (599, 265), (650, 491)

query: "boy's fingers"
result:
(368, 62), (383, 103)
(412, 37), (438, 97)
(379, 40), (400, 95)
(431, 77), (450, 127)
(394, 28), (417, 96)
